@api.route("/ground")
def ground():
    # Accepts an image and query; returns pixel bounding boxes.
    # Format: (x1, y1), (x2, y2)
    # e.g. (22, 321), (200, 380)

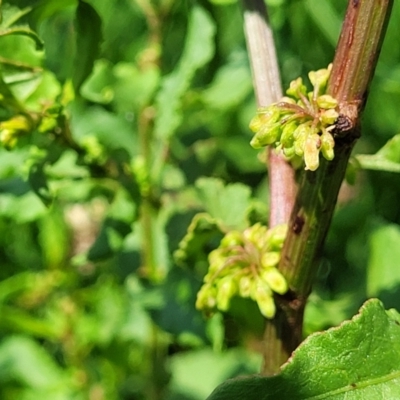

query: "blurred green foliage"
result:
(0, 0), (400, 399)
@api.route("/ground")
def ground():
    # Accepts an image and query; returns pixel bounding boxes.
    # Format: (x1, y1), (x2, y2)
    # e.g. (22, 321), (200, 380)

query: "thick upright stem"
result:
(242, 0), (296, 375)
(277, 0), (393, 358)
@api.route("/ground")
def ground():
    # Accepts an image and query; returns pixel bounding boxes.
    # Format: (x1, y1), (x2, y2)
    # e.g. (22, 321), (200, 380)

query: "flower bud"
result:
(250, 122), (281, 148)
(280, 121), (297, 147)
(239, 274), (253, 298)
(320, 109), (339, 125)
(253, 283), (275, 318)
(249, 107), (280, 133)
(308, 64), (332, 93)
(283, 146), (295, 159)
(196, 285), (217, 310)
(216, 277), (237, 311)
(321, 130), (335, 161)
(260, 268), (288, 295)
(220, 230), (243, 248)
(261, 252), (281, 269)
(269, 224), (288, 248)
(286, 77), (307, 99)
(316, 94), (338, 109)
(304, 133), (321, 171)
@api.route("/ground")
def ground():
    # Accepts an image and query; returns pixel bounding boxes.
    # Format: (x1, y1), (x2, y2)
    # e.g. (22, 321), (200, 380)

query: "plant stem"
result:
(277, 0), (393, 360)
(242, 0), (297, 375)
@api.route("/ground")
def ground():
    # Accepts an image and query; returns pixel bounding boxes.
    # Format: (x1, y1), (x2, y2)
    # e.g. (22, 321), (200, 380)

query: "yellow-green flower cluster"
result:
(196, 223), (288, 319)
(250, 64), (338, 171)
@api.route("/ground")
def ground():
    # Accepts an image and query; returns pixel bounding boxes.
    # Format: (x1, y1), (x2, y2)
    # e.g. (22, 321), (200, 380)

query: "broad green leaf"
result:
(207, 299), (400, 400)
(112, 62), (160, 112)
(0, 191), (47, 222)
(195, 177), (252, 230)
(154, 6), (215, 140)
(80, 59), (115, 104)
(355, 134), (400, 173)
(202, 53), (252, 109)
(367, 223), (400, 300)
(72, 0), (102, 92)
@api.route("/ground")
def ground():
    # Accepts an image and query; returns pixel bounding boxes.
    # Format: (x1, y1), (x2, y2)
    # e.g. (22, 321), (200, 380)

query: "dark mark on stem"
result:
(292, 216), (305, 234)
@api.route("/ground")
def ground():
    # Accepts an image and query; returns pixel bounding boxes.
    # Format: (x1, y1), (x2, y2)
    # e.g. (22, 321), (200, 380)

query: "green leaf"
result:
(72, 0), (102, 92)
(0, 336), (64, 388)
(154, 6), (216, 140)
(355, 134), (400, 173)
(367, 223), (400, 299)
(207, 299), (400, 399)
(0, 26), (44, 50)
(202, 52), (252, 109)
(195, 177), (252, 230)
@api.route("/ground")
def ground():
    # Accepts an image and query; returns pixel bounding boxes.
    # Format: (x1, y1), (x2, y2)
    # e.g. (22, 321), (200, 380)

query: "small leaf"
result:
(207, 299), (400, 399)
(195, 177), (252, 230)
(355, 133), (400, 173)
(154, 6), (216, 140)
(367, 223), (400, 300)
(72, 0), (102, 93)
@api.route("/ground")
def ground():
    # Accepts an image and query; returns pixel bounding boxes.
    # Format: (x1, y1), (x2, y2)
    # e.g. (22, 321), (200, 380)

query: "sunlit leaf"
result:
(207, 299), (400, 400)
(154, 6), (216, 140)
(355, 134), (400, 173)
(195, 177), (252, 230)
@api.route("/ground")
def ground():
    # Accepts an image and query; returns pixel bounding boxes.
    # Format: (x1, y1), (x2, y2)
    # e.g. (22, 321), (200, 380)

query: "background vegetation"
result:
(1, 0), (400, 399)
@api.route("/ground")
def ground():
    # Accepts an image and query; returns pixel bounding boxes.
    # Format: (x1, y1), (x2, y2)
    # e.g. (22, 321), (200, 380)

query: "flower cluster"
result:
(250, 64), (338, 171)
(196, 223), (288, 319)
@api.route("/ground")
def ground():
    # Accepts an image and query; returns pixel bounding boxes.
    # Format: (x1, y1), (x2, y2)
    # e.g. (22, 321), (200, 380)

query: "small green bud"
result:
(216, 277), (237, 311)
(321, 130), (335, 161)
(253, 283), (275, 318)
(293, 124), (310, 157)
(286, 77), (307, 99)
(269, 224), (288, 249)
(316, 94), (338, 109)
(283, 146), (295, 158)
(208, 249), (226, 273)
(249, 107), (280, 132)
(196, 284), (217, 310)
(320, 109), (339, 125)
(260, 268), (288, 294)
(308, 64), (332, 93)
(250, 122), (281, 149)
(304, 133), (321, 171)
(244, 223), (268, 249)
(261, 252), (281, 269)
(220, 231), (243, 248)
(239, 274), (253, 298)
(280, 121), (297, 147)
